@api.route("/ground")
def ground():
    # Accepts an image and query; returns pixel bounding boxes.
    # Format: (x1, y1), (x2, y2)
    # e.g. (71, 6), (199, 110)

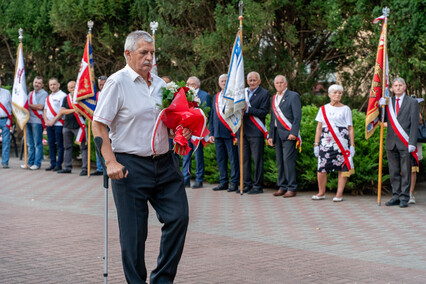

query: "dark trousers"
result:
(387, 146), (411, 203)
(215, 137), (239, 186)
(112, 153), (189, 284)
(275, 138), (298, 192)
(241, 136), (264, 189)
(46, 125), (64, 168)
(182, 141), (204, 183)
(62, 127), (88, 171)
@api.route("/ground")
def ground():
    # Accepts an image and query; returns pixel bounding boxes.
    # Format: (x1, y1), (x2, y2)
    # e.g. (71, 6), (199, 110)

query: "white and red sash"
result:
(29, 91), (46, 128)
(0, 102), (13, 130)
(67, 94), (86, 144)
(46, 95), (64, 126)
(190, 108), (209, 150)
(386, 98), (419, 164)
(245, 89), (268, 138)
(321, 106), (354, 173)
(272, 94), (302, 151)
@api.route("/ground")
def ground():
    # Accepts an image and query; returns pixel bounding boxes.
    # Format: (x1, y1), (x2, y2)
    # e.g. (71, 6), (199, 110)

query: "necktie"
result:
(396, 98), (400, 115)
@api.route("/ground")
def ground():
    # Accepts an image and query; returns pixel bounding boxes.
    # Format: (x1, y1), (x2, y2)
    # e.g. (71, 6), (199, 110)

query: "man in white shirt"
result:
(21, 76), (48, 170)
(0, 77), (13, 168)
(43, 78), (67, 171)
(92, 31), (191, 284)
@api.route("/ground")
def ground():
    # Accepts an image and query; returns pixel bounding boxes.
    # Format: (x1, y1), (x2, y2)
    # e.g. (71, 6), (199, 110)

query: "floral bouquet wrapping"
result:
(152, 81), (210, 155)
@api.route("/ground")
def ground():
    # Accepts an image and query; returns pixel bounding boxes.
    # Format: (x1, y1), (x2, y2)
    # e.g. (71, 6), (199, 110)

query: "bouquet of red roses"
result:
(152, 81), (210, 155)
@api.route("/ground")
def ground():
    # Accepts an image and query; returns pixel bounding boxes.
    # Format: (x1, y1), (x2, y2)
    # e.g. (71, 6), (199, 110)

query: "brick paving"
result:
(1, 156), (426, 283)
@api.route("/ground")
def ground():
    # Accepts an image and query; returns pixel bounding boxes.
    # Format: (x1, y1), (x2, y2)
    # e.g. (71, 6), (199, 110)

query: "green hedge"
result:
(199, 105), (425, 194)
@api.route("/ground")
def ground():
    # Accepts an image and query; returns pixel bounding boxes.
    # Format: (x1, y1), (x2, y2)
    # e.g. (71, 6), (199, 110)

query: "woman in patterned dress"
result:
(312, 84), (355, 202)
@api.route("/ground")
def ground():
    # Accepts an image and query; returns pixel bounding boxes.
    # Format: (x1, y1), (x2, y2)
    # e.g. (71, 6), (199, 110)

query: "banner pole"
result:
(87, 120), (91, 176)
(238, 1), (244, 195)
(377, 8), (389, 206)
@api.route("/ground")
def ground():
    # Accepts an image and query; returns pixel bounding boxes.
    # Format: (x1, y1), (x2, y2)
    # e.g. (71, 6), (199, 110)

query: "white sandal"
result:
(333, 197), (343, 202)
(312, 195), (325, 200)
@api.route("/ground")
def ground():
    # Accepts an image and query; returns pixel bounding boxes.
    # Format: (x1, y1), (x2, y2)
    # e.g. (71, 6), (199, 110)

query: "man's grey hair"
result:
(218, 74), (227, 82)
(392, 77), (406, 86)
(188, 76), (201, 88)
(274, 75), (287, 84)
(328, 84), (344, 93)
(124, 31), (154, 53)
(247, 71), (260, 80)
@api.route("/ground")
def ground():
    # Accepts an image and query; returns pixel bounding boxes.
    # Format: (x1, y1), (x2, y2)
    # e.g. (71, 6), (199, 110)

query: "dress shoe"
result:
(2, 164), (9, 169)
(213, 184), (228, 191)
(385, 199), (400, 206)
(273, 189), (286, 196)
(283, 191), (297, 198)
(79, 170), (88, 176)
(90, 170), (103, 176)
(57, 169), (71, 174)
(184, 181), (191, 188)
(399, 201), (408, 208)
(53, 166), (62, 172)
(192, 181), (203, 189)
(227, 184), (238, 192)
(45, 166), (55, 171)
(247, 188), (264, 194)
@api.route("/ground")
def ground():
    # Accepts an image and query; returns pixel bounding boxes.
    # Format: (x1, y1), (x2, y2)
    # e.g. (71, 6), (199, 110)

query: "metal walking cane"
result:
(94, 137), (109, 284)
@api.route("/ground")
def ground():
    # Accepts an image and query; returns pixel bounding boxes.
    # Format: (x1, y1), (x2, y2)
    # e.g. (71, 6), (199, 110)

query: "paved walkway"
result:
(1, 156), (426, 283)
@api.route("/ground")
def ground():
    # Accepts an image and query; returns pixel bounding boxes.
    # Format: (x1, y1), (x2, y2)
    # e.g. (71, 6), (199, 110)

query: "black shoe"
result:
(79, 170), (88, 176)
(184, 181), (191, 188)
(227, 184), (238, 192)
(385, 199), (400, 206)
(399, 201), (408, 208)
(236, 186), (252, 194)
(213, 184), (228, 191)
(247, 188), (264, 194)
(53, 166), (62, 172)
(45, 166), (55, 171)
(57, 169), (71, 174)
(90, 170), (103, 176)
(192, 181), (203, 189)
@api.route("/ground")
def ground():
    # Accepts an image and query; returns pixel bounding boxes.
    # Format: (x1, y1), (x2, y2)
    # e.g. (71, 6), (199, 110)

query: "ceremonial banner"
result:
(365, 15), (390, 139)
(222, 30), (245, 134)
(151, 53), (158, 76)
(73, 33), (97, 120)
(11, 42), (29, 130)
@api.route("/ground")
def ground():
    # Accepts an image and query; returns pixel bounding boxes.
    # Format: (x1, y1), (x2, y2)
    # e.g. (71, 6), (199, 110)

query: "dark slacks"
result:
(215, 137), (239, 186)
(275, 138), (298, 192)
(182, 141), (204, 183)
(62, 127), (88, 171)
(46, 125), (64, 168)
(387, 146), (411, 203)
(241, 136), (264, 189)
(112, 153), (189, 284)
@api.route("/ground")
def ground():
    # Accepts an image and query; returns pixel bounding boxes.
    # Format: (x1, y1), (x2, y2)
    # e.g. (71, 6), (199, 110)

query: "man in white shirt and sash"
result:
(380, 77), (419, 208)
(92, 31), (190, 284)
(268, 75), (302, 198)
(21, 76), (48, 170)
(0, 77), (13, 168)
(43, 78), (67, 171)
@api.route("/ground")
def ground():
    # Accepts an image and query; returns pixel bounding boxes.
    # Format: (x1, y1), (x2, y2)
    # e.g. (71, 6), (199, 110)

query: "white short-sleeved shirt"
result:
(315, 103), (353, 128)
(0, 88), (12, 117)
(93, 65), (168, 157)
(44, 90), (67, 126)
(28, 89), (48, 124)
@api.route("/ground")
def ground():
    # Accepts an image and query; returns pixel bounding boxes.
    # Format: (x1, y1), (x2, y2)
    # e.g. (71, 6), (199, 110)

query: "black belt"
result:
(115, 151), (172, 161)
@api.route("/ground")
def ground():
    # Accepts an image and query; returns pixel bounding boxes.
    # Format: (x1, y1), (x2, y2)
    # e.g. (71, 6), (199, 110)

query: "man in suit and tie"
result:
(239, 71), (270, 194)
(268, 75), (302, 198)
(209, 74), (240, 192)
(379, 77), (419, 208)
(182, 76), (212, 188)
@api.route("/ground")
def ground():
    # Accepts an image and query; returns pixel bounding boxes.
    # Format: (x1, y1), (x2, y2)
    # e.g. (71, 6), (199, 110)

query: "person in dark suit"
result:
(182, 76), (212, 188)
(380, 77), (419, 208)
(268, 75), (301, 198)
(238, 71), (270, 194)
(209, 74), (240, 192)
